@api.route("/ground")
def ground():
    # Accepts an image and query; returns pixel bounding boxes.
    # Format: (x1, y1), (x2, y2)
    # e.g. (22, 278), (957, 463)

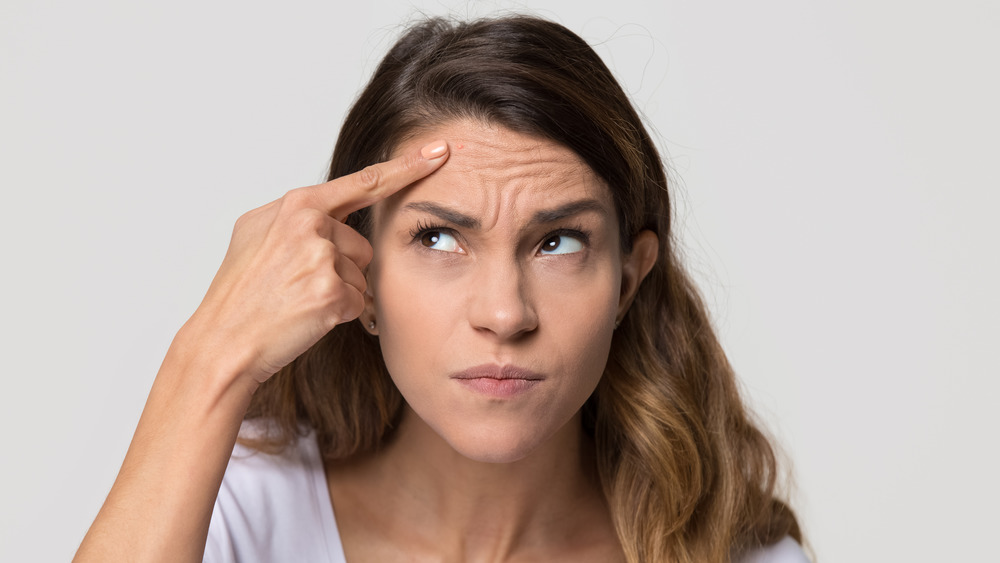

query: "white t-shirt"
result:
(205, 422), (809, 562)
(206, 422), (346, 562)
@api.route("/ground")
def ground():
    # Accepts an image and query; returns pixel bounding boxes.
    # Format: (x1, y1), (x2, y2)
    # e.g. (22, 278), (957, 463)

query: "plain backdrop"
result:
(2, 0), (997, 561)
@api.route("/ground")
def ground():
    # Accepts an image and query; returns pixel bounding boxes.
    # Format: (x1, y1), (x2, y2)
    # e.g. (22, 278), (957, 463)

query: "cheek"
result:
(369, 254), (462, 393)
(556, 275), (619, 335)
(367, 244), (623, 462)
(372, 252), (622, 376)
(543, 273), (620, 387)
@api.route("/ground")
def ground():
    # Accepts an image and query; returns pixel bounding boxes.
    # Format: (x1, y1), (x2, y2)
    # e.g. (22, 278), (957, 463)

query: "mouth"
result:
(450, 364), (543, 398)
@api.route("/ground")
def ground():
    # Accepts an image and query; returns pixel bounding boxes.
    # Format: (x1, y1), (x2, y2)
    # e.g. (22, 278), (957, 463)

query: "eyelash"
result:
(540, 226), (591, 250)
(407, 221), (591, 253)
(408, 220), (451, 243)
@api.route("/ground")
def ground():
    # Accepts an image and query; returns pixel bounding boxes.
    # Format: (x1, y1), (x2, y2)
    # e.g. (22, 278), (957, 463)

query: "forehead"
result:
(381, 121), (611, 224)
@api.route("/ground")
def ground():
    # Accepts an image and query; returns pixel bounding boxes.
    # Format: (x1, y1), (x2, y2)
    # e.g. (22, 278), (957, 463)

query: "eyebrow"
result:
(531, 199), (607, 224)
(400, 199), (607, 230)
(402, 201), (480, 229)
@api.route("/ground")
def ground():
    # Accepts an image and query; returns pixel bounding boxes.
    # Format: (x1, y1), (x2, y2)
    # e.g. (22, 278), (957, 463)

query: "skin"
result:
(74, 119), (659, 562)
(74, 139), (451, 562)
(327, 121), (659, 562)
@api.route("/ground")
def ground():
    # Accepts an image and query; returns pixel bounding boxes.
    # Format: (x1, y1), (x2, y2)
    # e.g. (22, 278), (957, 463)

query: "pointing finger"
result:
(307, 140), (450, 220)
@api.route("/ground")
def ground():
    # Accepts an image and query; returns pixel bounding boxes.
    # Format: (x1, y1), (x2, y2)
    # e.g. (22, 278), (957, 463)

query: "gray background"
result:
(2, 0), (997, 561)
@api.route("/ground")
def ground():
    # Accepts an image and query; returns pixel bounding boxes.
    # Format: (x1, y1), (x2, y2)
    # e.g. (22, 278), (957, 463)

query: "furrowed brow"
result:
(401, 201), (480, 229)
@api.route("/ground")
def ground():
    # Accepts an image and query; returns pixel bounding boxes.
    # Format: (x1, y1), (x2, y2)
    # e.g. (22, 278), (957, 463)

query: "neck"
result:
(391, 404), (597, 523)
(329, 405), (616, 561)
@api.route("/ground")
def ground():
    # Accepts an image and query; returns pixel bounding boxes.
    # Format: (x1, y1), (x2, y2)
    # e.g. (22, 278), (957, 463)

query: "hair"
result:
(244, 15), (802, 562)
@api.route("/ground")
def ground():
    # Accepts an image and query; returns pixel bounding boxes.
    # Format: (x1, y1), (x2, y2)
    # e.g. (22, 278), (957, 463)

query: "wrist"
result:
(165, 317), (264, 405)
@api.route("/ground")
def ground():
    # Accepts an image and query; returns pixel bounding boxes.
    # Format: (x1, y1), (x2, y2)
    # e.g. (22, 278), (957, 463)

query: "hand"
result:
(186, 140), (450, 384)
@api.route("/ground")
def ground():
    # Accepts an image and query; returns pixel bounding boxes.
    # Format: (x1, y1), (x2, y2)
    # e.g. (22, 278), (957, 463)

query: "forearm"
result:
(74, 324), (259, 562)
(74, 141), (448, 561)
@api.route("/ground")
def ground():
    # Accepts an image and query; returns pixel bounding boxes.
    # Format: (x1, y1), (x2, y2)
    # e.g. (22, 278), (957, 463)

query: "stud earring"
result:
(368, 320), (376, 330)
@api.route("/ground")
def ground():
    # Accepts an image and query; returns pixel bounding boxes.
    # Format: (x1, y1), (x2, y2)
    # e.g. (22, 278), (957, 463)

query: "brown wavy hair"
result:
(244, 15), (803, 562)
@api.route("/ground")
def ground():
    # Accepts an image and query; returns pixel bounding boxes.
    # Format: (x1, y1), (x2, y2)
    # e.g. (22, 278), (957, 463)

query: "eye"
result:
(539, 234), (584, 255)
(419, 230), (462, 253)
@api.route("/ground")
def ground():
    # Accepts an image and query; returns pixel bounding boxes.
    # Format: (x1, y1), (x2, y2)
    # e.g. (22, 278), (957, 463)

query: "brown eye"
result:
(418, 230), (461, 253)
(420, 231), (441, 247)
(540, 234), (583, 255)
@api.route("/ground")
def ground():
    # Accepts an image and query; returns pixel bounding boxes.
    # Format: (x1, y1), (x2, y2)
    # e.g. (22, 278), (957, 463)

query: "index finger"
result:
(312, 140), (450, 221)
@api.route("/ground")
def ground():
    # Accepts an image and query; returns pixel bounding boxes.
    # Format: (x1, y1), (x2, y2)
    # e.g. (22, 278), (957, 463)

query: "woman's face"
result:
(367, 120), (632, 463)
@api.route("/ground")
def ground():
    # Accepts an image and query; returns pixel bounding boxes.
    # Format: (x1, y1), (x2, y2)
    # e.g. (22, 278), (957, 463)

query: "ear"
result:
(616, 230), (659, 325)
(359, 285), (379, 335)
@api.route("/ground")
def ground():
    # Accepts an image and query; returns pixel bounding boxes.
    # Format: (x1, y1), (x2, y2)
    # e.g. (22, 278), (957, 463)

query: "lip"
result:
(450, 364), (543, 398)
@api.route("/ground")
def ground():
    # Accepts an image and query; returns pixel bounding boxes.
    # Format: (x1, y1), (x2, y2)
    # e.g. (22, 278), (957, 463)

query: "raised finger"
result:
(311, 140), (449, 220)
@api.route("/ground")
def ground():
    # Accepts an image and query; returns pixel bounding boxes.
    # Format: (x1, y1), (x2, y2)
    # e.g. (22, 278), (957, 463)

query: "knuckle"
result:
(356, 165), (382, 191)
(306, 239), (337, 267)
(337, 293), (365, 322)
(281, 187), (312, 210)
(233, 211), (253, 233)
(313, 280), (363, 328)
(358, 241), (374, 267)
(231, 209), (265, 243)
(399, 153), (421, 172)
(313, 271), (340, 300)
(291, 208), (326, 233)
(234, 203), (269, 232)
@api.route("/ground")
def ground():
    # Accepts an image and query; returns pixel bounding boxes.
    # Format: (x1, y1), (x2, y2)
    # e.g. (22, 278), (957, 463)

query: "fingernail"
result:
(420, 140), (448, 160)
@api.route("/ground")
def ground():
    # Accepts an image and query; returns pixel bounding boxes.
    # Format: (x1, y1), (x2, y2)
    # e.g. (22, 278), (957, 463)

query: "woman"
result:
(76, 15), (807, 563)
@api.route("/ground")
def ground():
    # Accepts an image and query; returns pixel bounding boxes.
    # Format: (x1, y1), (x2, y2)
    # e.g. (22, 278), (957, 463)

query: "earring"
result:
(368, 320), (376, 330)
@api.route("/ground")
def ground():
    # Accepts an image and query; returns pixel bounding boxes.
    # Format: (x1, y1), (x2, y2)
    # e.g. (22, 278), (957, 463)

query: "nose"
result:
(467, 261), (538, 340)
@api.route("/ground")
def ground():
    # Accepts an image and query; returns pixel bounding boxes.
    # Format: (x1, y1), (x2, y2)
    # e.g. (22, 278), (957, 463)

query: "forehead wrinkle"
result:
(383, 120), (611, 234)
(448, 151), (606, 234)
(447, 142), (568, 181)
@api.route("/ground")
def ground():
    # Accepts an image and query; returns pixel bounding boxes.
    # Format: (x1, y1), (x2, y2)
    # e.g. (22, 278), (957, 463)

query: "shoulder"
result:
(205, 420), (343, 562)
(737, 536), (811, 563)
